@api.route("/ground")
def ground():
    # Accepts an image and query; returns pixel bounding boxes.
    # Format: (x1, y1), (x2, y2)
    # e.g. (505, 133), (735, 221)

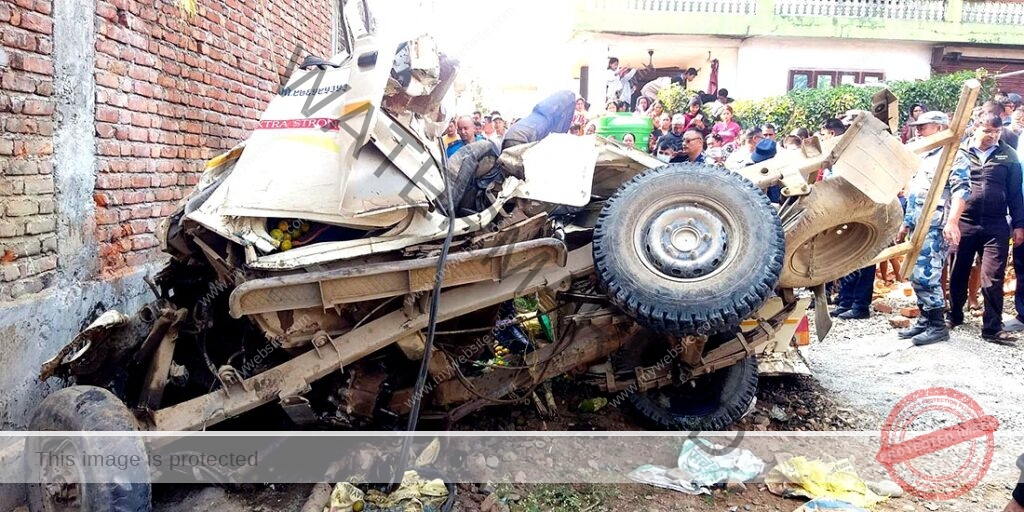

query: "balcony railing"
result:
(774, 0), (947, 21)
(961, 1), (1024, 25)
(592, 0), (758, 14)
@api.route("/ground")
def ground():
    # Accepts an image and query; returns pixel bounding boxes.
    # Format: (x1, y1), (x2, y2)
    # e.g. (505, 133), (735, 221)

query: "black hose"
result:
(388, 144), (457, 495)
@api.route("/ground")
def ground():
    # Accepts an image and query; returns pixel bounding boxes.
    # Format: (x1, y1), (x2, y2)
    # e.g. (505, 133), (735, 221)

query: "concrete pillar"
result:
(585, 36), (607, 110)
(945, 0), (963, 24)
(53, 0), (98, 286)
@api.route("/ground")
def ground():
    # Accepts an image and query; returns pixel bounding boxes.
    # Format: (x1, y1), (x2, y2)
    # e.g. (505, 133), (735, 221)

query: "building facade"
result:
(570, 0), (1024, 104)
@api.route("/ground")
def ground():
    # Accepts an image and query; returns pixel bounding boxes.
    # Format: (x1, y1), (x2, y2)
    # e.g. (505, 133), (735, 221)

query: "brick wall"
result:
(92, 0), (334, 274)
(0, 0), (58, 300)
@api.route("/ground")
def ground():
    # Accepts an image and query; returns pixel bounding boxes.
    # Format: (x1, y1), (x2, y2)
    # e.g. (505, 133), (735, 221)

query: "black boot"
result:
(912, 308), (949, 346)
(898, 314), (928, 339)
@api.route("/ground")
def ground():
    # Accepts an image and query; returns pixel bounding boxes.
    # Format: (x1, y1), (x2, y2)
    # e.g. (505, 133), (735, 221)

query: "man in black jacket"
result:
(947, 113), (1024, 344)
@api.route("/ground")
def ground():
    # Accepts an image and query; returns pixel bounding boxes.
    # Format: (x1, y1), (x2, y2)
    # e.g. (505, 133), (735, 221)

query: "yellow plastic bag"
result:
(765, 456), (886, 509)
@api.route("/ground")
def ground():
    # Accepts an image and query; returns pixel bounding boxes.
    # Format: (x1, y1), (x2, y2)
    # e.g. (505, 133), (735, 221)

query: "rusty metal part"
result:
(227, 238), (567, 318)
(149, 243), (588, 431)
(429, 320), (635, 408)
(216, 366), (250, 397)
(279, 395), (319, 426)
(131, 304), (181, 368)
(598, 298), (800, 394)
(677, 334), (707, 367)
(334, 364), (389, 421)
(138, 308), (188, 411)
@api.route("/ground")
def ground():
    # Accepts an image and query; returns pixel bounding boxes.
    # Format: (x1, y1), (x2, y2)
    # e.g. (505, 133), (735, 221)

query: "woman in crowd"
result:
(649, 113), (671, 153)
(634, 97), (651, 116)
(572, 97), (589, 129)
(712, 105), (742, 145)
(901, 103), (926, 143)
(704, 133), (727, 165)
(622, 132), (636, 149)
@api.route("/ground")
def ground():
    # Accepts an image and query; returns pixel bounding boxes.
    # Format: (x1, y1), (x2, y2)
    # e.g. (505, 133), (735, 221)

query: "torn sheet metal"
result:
(40, 310), (130, 380)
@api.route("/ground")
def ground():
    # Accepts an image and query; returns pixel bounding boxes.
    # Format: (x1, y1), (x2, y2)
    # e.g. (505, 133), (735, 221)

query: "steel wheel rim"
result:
(633, 195), (738, 283)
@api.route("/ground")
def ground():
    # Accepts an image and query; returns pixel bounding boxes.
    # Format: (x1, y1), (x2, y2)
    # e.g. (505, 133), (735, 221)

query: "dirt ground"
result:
(147, 284), (1024, 512)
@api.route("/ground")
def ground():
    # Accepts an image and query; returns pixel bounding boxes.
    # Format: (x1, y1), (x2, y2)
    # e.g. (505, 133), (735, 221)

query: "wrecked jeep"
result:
(27, 3), (980, 510)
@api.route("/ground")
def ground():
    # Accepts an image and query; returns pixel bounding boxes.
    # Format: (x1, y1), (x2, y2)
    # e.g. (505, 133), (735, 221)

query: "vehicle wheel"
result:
(778, 178), (903, 288)
(593, 163), (784, 335)
(26, 386), (151, 512)
(612, 333), (758, 431)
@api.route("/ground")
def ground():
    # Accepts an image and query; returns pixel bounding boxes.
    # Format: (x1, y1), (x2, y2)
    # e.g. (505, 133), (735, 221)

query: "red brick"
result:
(2, 73), (37, 93)
(126, 95), (150, 112)
(872, 301), (893, 314)
(95, 71), (120, 89)
(2, 27), (37, 51)
(24, 140), (52, 155)
(96, 106), (119, 123)
(34, 81), (52, 96)
(889, 317), (911, 329)
(11, 54), (53, 75)
(900, 307), (920, 318)
(96, 123), (116, 138)
(5, 118), (38, 134)
(96, 174), (123, 189)
(19, 11), (52, 34)
(21, 99), (53, 116)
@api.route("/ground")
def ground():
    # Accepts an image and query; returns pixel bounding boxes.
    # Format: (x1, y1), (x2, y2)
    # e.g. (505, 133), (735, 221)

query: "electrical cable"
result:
(387, 141), (457, 495)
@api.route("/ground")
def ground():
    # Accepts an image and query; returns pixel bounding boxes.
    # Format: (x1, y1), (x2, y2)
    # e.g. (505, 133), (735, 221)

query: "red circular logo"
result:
(876, 387), (999, 500)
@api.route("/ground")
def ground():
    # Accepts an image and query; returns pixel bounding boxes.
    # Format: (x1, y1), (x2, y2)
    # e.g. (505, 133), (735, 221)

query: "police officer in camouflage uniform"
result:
(896, 111), (972, 345)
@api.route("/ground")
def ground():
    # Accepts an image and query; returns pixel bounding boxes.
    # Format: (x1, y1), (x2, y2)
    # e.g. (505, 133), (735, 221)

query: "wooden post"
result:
(870, 79), (980, 272)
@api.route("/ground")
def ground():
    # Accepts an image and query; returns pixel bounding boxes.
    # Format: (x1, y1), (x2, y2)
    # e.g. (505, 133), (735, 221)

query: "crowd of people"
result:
(565, 58), (813, 173)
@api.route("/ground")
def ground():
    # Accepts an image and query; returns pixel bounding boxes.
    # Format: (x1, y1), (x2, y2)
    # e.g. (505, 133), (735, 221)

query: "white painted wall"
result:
(734, 38), (934, 99)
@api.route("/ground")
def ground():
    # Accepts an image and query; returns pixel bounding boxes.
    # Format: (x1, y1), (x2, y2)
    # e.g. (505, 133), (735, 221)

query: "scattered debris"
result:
(888, 317), (911, 329)
(627, 439), (764, 495)
(866, 479), (905, 498)
(578, 397), (608, 413)
(769, 405), (791, 422)
(871, 301), (893, 314)
(899, 307), (920, 318)
(793, 498), (869, 511)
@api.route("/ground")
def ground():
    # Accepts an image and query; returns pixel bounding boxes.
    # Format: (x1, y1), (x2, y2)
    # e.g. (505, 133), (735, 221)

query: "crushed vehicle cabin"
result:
(25, 2), (980, 510)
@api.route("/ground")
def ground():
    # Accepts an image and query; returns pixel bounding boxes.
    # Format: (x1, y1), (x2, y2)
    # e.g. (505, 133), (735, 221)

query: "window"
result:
(787, 70), (886, 91)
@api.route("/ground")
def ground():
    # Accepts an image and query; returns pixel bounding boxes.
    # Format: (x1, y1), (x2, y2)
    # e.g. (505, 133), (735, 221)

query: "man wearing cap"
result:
(895, 111), (972, 345)
(489, 115), (506, 146)
(750, 139), (781, 202)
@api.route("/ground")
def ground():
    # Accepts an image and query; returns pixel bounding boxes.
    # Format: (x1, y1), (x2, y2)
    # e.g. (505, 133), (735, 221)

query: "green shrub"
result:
(729, 70), (994, 136)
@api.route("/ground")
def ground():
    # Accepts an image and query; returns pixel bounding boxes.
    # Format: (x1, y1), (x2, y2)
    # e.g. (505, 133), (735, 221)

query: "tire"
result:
(26, 386), (152, 512)
(613, 333), (758, 431)
(778, 178), (903, 288)
(593, 163), (784, 335)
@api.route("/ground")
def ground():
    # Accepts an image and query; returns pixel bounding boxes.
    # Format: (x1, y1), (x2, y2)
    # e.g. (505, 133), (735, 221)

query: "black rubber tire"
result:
(778, 178), (903, 288)
(26, 386), (152, 512)
(613, 334), (758, 431)
(593, 163), (784, 335)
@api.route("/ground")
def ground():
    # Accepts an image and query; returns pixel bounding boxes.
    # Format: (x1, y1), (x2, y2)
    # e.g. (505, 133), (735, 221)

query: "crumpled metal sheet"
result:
(39, 310), (130, 381)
